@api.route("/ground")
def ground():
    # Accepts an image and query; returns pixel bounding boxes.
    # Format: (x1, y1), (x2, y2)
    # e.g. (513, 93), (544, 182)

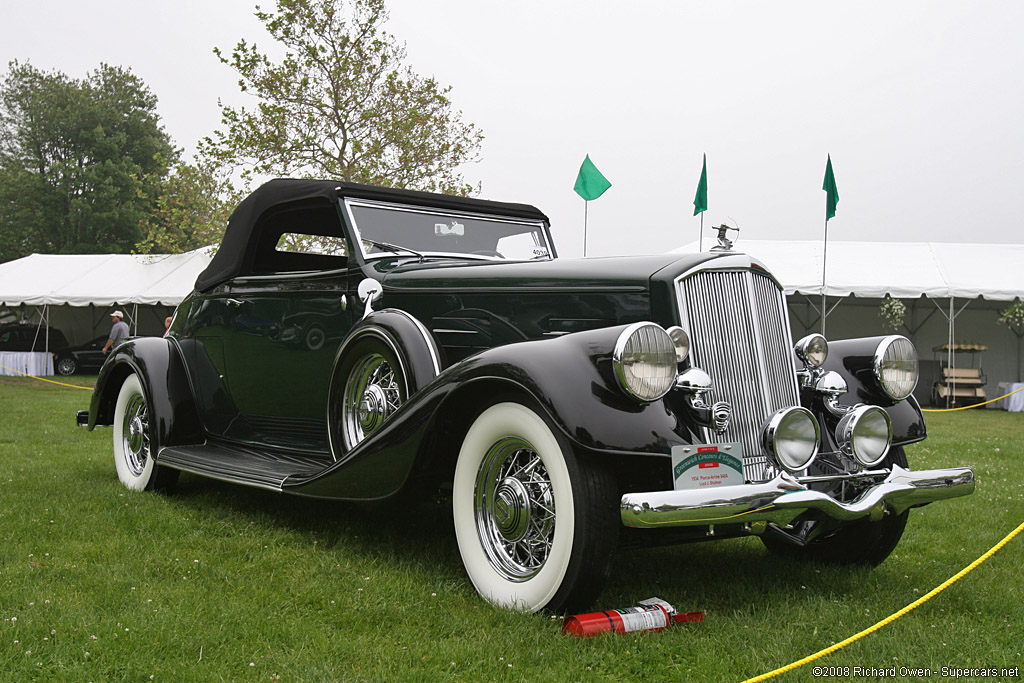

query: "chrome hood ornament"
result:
(710, 224), (739, 252)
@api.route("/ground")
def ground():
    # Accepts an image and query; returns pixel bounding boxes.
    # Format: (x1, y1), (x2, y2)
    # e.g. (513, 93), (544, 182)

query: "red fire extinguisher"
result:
(562, 597), (704, 637)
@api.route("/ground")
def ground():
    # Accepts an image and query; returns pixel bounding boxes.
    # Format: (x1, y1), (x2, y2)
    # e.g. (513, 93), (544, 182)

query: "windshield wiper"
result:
(363, 239), (424, 262)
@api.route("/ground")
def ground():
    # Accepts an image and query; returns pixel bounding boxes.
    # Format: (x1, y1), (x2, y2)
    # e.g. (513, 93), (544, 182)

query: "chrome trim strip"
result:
(343, 197), (552, 262)
(390, 308), (443, 376)
(619, 465), (975, 528)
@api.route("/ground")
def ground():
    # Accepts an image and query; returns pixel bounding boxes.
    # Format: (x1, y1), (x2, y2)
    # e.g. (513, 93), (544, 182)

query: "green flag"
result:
(822, 154), (839, 220)
(693, 153), (708, 216)
(573, 155), (611, 201)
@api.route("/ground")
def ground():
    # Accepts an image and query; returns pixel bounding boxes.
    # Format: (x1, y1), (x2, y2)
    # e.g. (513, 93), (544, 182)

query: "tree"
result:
(998, 300), (1024, 382)
(136, 158), (242, 254)
(0, 61), (175, 261)
(204, 0), (483, 195)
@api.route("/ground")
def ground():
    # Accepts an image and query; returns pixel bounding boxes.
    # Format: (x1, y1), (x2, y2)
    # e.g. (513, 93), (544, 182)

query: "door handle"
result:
(225, 298), (244, 307)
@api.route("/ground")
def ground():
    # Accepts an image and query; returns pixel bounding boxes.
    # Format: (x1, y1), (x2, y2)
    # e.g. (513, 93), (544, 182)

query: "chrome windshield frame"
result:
(342, 197), (554, 263)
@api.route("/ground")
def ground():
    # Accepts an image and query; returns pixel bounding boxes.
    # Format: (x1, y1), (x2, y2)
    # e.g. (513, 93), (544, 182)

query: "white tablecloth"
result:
(1003, 382), (1024, 412)
(0, 351), (54, 377)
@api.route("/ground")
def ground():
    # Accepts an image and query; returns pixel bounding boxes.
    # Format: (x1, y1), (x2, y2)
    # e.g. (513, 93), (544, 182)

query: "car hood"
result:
(374, 253), (710, 293)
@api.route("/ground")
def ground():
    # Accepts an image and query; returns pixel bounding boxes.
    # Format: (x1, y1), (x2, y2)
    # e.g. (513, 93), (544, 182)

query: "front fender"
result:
(428, 325), (683, 456)
(823, 336), (927, 445)
(87, 338), (203, 448)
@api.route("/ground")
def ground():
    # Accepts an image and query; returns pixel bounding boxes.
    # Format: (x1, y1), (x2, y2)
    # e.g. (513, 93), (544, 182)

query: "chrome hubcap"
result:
(475, 438), (555, 582)
(358, 384), (388, 433)
(342, 353), (402, 449)
(121, 394), (149, 476)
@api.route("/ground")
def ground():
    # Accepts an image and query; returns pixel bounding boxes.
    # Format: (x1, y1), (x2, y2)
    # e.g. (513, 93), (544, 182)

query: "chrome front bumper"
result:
(620, 465), (975, 529)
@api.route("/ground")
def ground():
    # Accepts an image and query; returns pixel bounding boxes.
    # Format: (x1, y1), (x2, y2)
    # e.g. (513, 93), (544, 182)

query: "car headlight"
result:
(836, 405), (892, 467)
(612, 322), (677, 402)
(873, 335), (918, 400)
(665, 326), (690, 364)
(794, 333), (828, 368)
(762, 407), (820, 473)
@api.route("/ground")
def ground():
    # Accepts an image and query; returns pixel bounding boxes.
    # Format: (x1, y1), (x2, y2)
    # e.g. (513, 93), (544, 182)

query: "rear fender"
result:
(326, 308), (444, 458)
(87, 338), (204, 448)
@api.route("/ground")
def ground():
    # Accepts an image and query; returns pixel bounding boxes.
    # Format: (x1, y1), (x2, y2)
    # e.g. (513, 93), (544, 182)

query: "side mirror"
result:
(357, 278), (383, 319)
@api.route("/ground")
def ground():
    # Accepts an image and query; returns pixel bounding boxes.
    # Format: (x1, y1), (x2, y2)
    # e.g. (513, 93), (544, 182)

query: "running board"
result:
(157, 443), (327, 492)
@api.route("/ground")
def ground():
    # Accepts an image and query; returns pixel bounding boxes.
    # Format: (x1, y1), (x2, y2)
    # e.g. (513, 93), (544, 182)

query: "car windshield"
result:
(344, 199), (552, 262)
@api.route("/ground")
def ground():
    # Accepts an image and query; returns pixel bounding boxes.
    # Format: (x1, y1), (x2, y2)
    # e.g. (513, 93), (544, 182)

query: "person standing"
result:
(102, 310), (130, 355)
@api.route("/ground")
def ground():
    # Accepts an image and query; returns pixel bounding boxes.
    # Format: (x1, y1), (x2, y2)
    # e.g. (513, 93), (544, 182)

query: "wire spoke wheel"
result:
(121, 393), (151, 476)
(342, 352), (403, 449)
(113, 373), (177, 492)
(474, 437), (556, 581)
(453, 400), (618, 613)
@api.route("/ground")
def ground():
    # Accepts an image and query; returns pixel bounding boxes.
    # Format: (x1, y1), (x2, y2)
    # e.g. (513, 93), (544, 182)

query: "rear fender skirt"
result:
(87, 337), (204, 448)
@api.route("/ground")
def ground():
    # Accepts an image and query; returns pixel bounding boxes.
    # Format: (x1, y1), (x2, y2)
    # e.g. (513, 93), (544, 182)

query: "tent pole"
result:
(947, 297), (954, 408)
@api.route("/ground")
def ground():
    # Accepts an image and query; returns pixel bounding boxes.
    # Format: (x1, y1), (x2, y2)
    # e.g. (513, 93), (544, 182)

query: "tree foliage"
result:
(135, 158), (242, 254)
(204, 0), (483, 195)
(998, 300), (1024, 337)
(0, 61), (175, 261)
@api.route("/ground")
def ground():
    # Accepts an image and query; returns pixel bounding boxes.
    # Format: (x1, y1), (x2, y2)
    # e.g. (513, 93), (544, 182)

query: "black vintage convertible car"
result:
(79, 179), (975, 613)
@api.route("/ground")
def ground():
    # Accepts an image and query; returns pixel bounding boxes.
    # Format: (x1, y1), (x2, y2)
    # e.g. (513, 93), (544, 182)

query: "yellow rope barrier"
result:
(0, 363), (94, 390)
(740, 520), (1024, 683)
(922, 385), (1024, 412)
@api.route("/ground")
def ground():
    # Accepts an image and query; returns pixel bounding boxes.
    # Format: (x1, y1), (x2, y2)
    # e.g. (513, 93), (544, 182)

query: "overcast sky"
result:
(3, 0), (1022, 257)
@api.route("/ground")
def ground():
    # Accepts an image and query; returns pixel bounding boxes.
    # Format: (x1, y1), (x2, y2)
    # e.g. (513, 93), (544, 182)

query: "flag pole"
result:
(584, 200), (589, 257)
(821, 216), (828, 336)
(699, 212), (703, 252)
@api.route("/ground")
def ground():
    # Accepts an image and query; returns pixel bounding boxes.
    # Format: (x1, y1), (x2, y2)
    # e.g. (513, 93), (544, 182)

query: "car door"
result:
(77, 336), (108, 370)
(219, 274), (354, 453)
(203, 199), (358, 455)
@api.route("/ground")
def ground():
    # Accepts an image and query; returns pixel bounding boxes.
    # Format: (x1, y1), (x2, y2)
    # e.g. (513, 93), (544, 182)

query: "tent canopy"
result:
(0, 248), (213, 307)
(675, 240), (1024, 301)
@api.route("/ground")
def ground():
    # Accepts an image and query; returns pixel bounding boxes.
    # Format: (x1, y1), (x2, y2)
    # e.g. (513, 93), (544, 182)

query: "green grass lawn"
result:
(1, 376), (1021, 682)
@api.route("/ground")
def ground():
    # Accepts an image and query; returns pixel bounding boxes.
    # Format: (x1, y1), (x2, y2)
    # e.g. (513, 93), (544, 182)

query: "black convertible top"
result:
(195, 179), (550, 292)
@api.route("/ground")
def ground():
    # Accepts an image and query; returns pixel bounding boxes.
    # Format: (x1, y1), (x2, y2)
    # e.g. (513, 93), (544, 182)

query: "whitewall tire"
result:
(113, 373), (176, 492)
(452, 401), (617, 613)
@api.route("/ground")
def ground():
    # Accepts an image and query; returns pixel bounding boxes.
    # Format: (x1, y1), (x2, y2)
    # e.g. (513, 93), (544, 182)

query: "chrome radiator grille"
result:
(677, 269), (800, 482)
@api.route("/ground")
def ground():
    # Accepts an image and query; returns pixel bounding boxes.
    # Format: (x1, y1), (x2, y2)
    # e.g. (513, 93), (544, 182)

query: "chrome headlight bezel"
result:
(612, 322), (677, 403)
(873, 335), (919, 401)
(836, 404), (893, 467)
(665, 326), (690, 364)
(795, 333), (829, 369)
(762, 406), (821, 473)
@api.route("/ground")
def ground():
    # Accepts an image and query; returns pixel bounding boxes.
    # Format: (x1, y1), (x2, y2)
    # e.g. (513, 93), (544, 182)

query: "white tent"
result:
(674, 240), (1024, 405)
(0, 248), (213, 308)
(0, 249), (213, 349)
(674, 240), (1024, 301)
